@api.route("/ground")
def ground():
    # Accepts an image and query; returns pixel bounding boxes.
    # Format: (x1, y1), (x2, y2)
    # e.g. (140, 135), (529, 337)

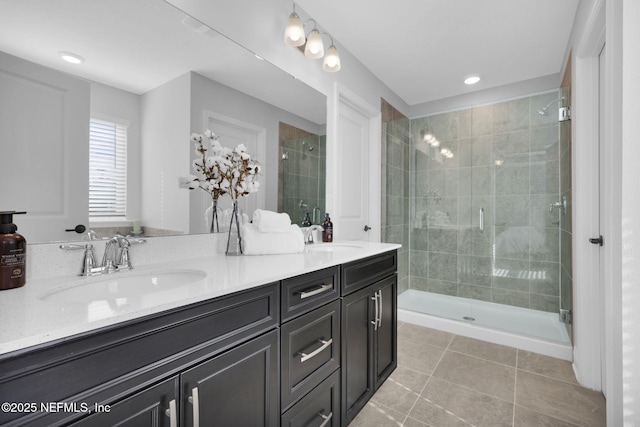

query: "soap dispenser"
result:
(0, 211), (27, 290)
(322, 213), (333, 242)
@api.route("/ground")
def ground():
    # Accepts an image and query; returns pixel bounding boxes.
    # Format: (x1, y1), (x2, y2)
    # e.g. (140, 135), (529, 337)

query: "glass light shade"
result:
(322, 44), (341, 72)
(304, 29), (324, 58)
(284, 12), (305, 46)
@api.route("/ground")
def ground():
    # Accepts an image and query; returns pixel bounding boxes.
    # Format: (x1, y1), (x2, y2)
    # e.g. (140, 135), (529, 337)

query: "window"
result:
(89, 118), (127, 218)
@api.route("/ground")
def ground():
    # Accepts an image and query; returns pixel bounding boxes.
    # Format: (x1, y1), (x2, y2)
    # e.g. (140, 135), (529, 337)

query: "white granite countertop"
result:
(0, 240), (400, 356)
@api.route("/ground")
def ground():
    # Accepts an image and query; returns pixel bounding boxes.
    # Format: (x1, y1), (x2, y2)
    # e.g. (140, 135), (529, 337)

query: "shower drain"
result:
(463, 316), (476, 321)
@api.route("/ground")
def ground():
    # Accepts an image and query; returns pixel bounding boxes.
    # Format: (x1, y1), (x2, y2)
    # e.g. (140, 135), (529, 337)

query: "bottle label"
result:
(1, 251), (25, 278)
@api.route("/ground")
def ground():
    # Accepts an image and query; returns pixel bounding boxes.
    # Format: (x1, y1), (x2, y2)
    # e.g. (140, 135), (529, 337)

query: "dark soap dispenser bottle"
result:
(0, 211), (27, 290)
(322, 213), (333, 243)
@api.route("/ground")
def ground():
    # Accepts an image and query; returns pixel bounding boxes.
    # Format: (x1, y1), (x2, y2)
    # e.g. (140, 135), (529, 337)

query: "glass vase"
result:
(209, 199), (219, 233)
(225, 200), (243, 255)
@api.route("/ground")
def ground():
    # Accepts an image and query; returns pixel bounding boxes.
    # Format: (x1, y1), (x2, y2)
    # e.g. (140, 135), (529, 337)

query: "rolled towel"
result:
(242, 224), (304, 255)
(252, 209), (292, 233)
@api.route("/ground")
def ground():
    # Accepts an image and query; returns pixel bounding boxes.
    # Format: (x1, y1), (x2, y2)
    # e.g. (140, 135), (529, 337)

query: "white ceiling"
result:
(296, 0), (579, 105)
(0, 0), (327, 124)
(0, 0), (579, 123)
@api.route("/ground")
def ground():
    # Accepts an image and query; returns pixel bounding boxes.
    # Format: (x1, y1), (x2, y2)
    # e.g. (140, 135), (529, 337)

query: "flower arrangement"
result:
(187, 129), (260, 202)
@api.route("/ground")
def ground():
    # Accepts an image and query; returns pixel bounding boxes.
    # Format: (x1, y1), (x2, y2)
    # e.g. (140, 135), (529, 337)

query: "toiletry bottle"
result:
(301, 212), (312, 227)
(322, 213), (333, 242)
(0, 211), (27, 290)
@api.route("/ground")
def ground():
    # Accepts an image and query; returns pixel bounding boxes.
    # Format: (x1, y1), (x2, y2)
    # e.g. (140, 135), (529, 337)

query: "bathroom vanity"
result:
(0, 241), (398, 427)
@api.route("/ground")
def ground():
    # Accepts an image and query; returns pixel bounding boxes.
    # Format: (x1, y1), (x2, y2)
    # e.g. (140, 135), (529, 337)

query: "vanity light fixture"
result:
(59, 51), (84, 64)
(283, 3), (341, 72)
(420, 127), (440, 147)
(464, 75), (480, 85)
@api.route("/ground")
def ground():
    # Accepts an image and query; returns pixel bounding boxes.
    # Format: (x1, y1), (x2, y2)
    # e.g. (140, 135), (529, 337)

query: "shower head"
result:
(537, 96), (565, 116)
(308, 146), (314, 152)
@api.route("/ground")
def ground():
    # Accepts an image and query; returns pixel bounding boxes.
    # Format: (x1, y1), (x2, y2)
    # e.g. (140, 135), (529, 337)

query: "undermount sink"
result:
(40, 270), (207, 304)
(306, 243), (363, 253)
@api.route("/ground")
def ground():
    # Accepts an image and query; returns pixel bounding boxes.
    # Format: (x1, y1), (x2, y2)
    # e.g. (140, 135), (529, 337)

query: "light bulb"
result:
(323, 44), (341, 72)
(304, 29), (324, 59)
(284, 12), (305, 46)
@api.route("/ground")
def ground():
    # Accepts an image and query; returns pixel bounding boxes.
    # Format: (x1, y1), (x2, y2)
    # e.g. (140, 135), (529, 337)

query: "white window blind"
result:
(89, 118), (127, 218)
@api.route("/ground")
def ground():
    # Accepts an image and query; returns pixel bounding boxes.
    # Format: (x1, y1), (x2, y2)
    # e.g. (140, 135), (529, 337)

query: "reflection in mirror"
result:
(0, 0), (327, 244)
(278, 123), (326, 226)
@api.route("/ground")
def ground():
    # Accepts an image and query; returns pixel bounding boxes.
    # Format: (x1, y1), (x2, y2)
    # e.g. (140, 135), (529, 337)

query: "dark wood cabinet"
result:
(340, 253), (397, 425)
(68, 377), (179, 427)
(181, 330), (279, 427)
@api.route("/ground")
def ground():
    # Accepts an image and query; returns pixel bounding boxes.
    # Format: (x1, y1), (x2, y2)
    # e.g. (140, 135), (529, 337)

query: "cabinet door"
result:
(373, 275), (397, 388)
(181, 330), (279, 427)
(341, 286), (375, 425)
(69, 376), (179, 427)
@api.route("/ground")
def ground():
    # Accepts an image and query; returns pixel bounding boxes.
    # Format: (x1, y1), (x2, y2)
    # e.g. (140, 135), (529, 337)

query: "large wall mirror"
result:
(0, 0), (327, 244)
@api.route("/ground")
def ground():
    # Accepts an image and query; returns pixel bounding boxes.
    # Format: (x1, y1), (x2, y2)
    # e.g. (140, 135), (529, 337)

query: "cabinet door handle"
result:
(299, 283), (333, 299)
(479, 208), (484, 232)
(299, 338), (333, 362)
(318, 411), (333, 427)
(377, 290), (383, 328)
(164, 399), (177, 427)
(371, 294), (379, 331)
(188, 387), (200, 427)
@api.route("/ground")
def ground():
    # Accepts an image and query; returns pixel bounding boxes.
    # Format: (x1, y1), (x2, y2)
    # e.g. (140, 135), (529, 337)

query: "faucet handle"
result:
(118, 246), (132, 270)
(80, 244), (98, 276)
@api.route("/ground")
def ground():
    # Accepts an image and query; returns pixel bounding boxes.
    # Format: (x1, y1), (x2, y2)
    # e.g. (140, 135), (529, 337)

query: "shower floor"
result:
(398, 289), (571, 345)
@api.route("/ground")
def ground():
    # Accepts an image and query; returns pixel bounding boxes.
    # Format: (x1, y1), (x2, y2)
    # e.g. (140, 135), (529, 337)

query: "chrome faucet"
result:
(101, 235), (132, 273)
(303, 225), (324, 244)
(61, 235), (144, 276)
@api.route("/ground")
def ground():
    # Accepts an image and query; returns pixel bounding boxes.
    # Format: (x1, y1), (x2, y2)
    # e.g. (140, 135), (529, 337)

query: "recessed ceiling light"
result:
(464, 75), (480, 85)
(59, 51), (84, 64)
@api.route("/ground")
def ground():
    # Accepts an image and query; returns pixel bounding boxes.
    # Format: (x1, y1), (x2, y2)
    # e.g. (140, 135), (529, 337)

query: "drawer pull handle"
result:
(299, 338), (333, 362)
(189, 387), (200, 427)
(299, 283), (333, 299)
(165, 399), (177, 427)
(318, 411), (333, 427)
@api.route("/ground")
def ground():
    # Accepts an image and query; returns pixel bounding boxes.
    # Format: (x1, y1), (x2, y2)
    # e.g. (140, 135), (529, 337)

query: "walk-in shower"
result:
(278, 122), (326, 225)
(382, 90), (573, 359)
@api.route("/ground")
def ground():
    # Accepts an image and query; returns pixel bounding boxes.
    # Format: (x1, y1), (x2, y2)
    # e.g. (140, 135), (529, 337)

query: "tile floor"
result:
(350, 322), (606, 427)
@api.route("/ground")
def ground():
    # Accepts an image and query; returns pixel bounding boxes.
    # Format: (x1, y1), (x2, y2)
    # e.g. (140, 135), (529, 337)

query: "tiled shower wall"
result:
(278, 122), (326, 225)
(408, 91), (564, 313)
(381, 99), (410, 294)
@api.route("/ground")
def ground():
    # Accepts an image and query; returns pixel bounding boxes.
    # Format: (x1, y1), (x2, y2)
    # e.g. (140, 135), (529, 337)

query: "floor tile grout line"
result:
(399, 332), (453, 426)
(446, 347), (517, 369)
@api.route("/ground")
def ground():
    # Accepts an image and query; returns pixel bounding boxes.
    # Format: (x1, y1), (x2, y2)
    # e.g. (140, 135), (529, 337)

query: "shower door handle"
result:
(479, 208), (484, 232)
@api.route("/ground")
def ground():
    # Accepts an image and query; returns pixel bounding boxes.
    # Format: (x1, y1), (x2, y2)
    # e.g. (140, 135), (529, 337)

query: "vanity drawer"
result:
(281, 369), (340, 427)
(341, 250), (397, 295)
(282, 266), (340, 322)
(281, 300), (341, 411)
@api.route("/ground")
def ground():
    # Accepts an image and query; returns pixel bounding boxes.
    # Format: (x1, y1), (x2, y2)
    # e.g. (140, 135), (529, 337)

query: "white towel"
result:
(242, 224), (305, 255)
(252, 209), (292, 233)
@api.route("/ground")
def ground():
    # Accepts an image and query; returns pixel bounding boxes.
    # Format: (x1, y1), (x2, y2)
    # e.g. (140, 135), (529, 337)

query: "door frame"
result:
(326, 83), (381, 242)
(572, 0), (606, 391)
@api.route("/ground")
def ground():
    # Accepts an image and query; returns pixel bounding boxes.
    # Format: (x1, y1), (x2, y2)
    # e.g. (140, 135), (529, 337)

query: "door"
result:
(341, 285), (374, 424)
(373, 275), (397, 388)
(181, 330), (279, 427)
(598, 42), (607, 396)
(0, 51), (89, 242)
(189, 112), (267, 234)
(333, 90), (380, 242)
(68, 377), (179, 427)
